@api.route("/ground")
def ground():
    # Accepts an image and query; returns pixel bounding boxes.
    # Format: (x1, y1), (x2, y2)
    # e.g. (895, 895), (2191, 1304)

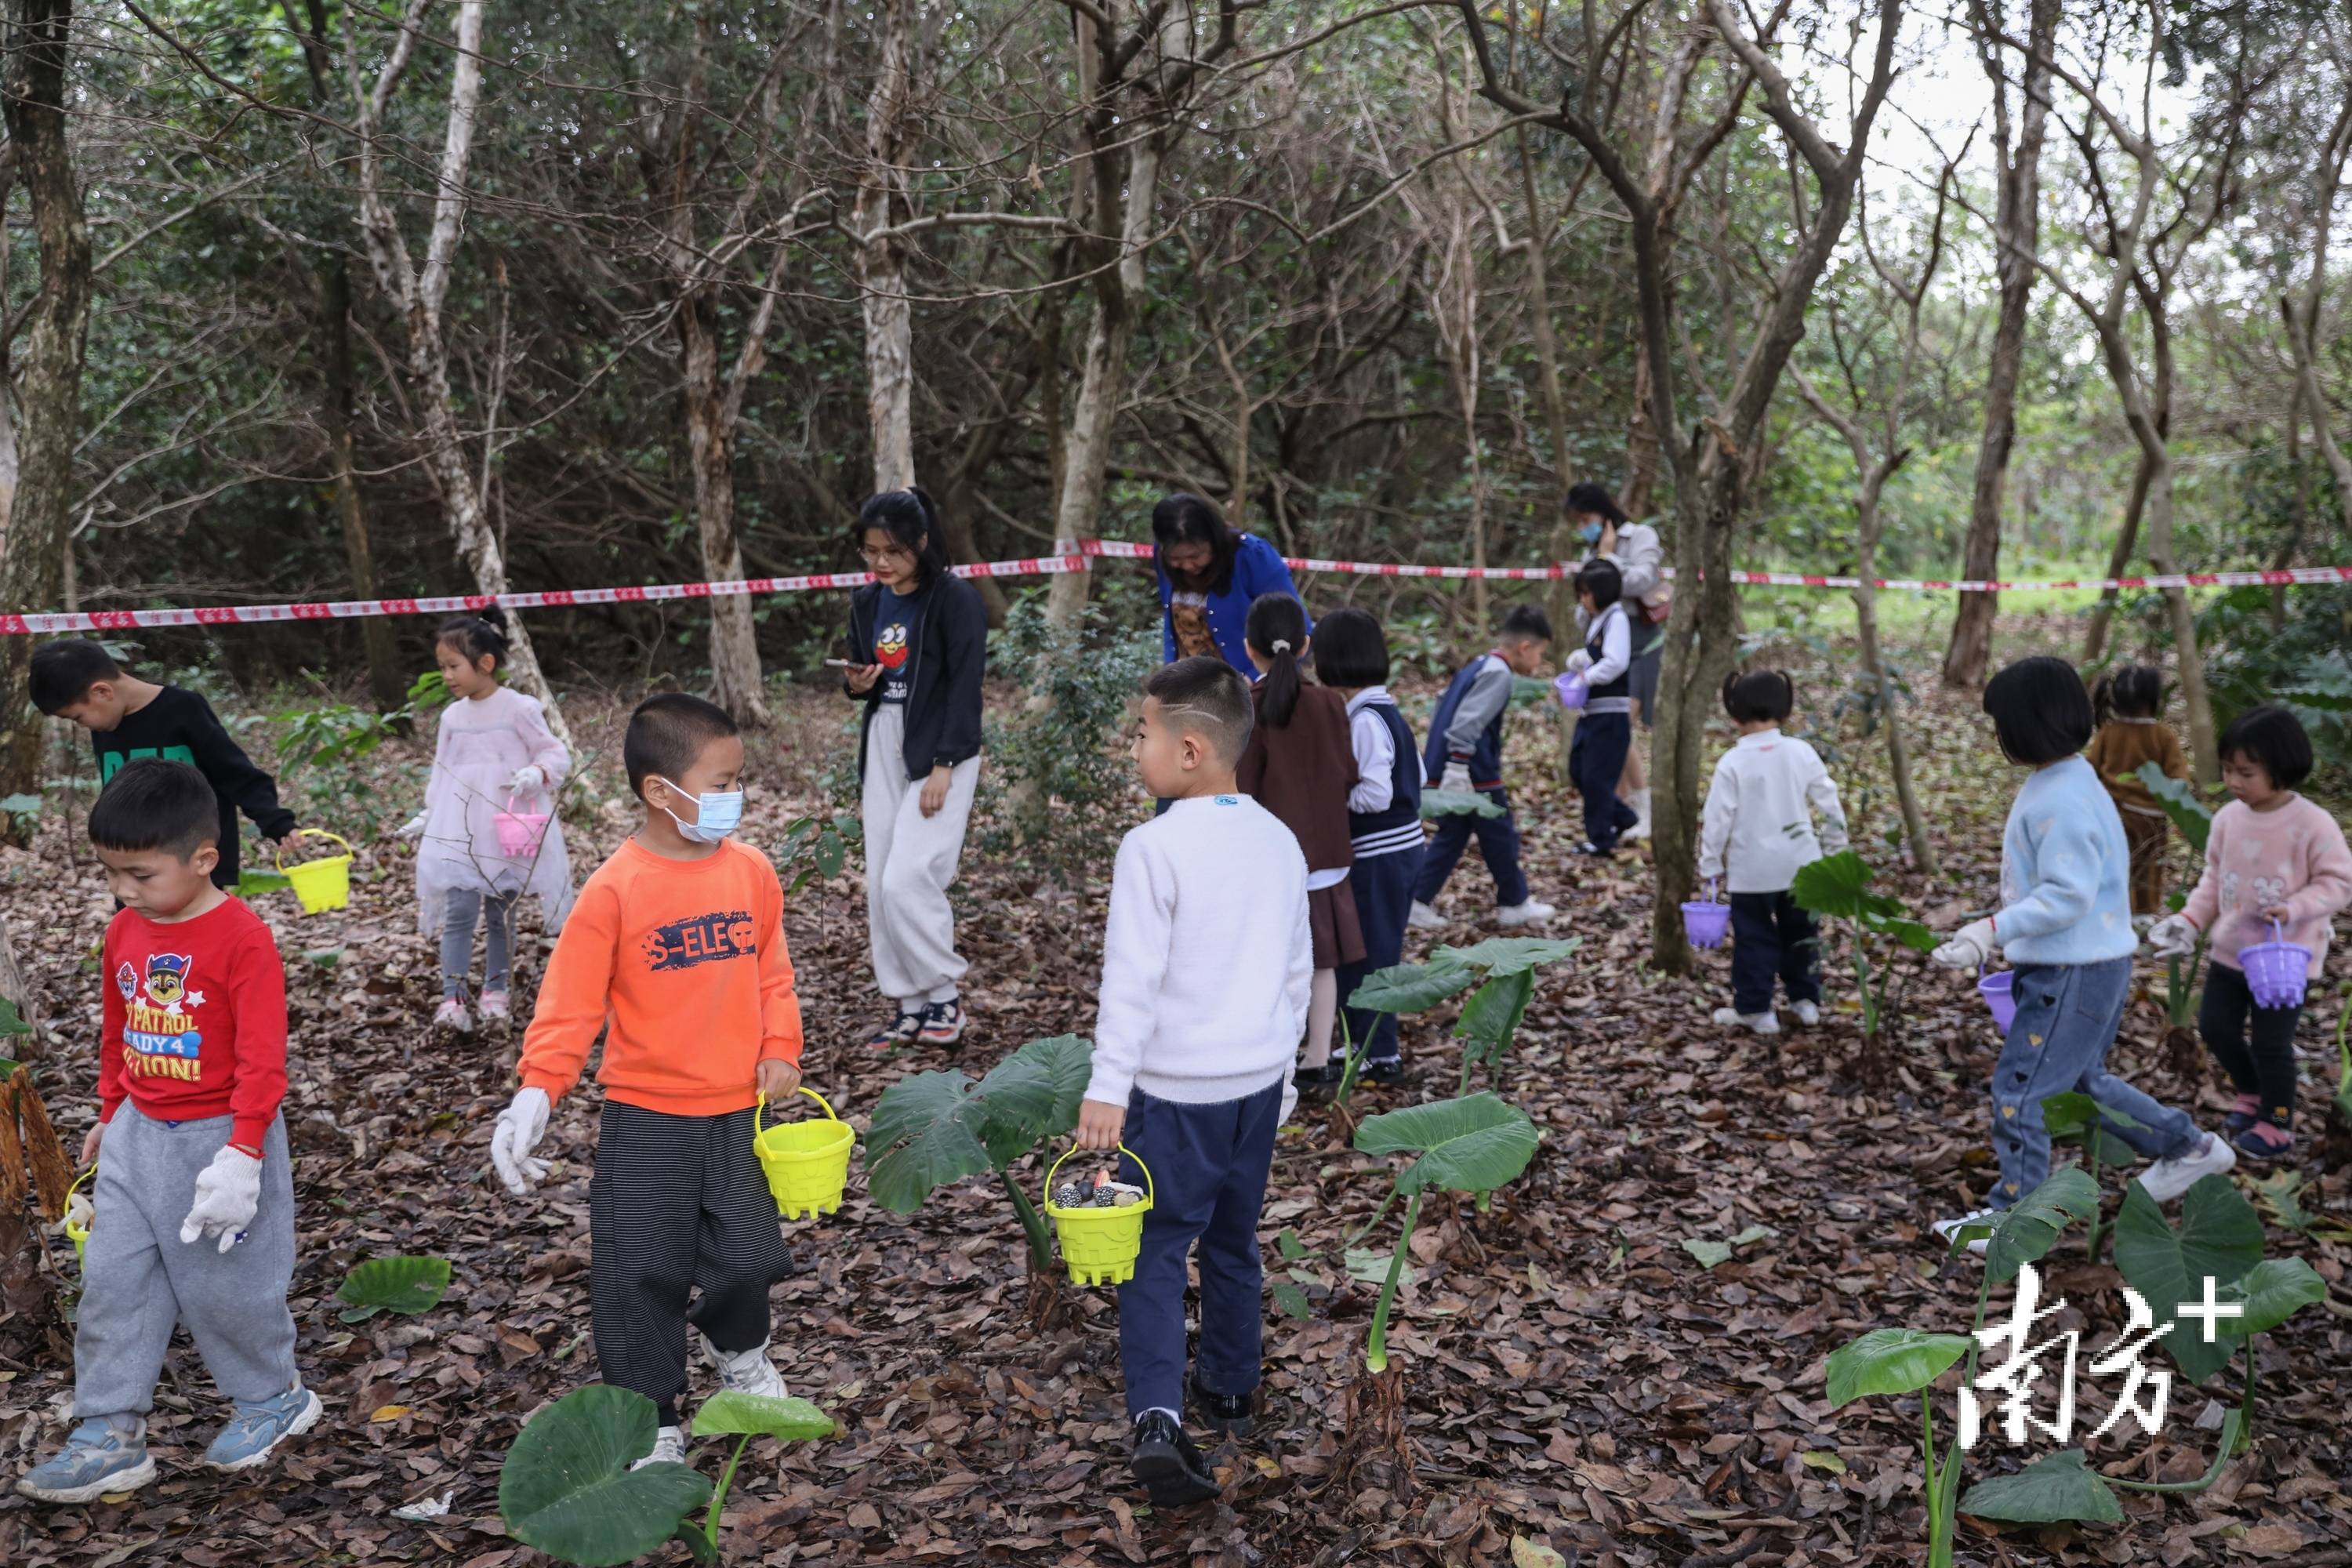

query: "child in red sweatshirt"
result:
(18, 760), (316, 1504)
(491, 694), (804, 1468)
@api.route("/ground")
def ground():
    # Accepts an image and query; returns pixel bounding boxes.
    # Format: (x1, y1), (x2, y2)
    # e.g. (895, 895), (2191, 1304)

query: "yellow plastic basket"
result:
(1042, 1143), (1156, 1287)
(753, 1087), (855, 1219)
(276, 829), (355, 914)
(64, 1164), (93, 1267)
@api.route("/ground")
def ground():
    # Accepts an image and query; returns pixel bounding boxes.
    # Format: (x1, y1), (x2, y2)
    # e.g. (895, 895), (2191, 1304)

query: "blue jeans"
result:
(1988, 957), (2198, 1207)
(1730, 890), (1820, 1014)
(1338, 847), (1423, 1063)
(1414, 787), (1528, 908)
(1569, 711), (1638, 850)
(1116, 1080), (1283, 1419)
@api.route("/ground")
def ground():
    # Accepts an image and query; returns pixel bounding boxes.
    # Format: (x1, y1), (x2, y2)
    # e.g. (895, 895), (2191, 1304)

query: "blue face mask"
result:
(653, 779), (744, 844)
(1578, 520), (1603, 545)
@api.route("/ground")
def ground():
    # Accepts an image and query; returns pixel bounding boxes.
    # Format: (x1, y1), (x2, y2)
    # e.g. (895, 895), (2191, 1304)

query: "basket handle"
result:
(1707, 878), (1717, 903)
(1044, 1141), (1156, 1209)
(2270, 916), (2286, 942)
(755, 1084), (840, 1135)
(275, 827), (354, 872)
(66, 1163), (93, 1203)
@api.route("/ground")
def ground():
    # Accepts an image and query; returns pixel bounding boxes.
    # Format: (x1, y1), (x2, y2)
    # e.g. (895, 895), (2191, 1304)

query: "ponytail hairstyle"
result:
(1563, 481), (1628, 527)
(2092, 663), (2162, 727)
(1245, 592), (1310, 729)
(1721, 667), (1795, 724)
(435, 608), (510, 673)
(854, 486), (953, 588)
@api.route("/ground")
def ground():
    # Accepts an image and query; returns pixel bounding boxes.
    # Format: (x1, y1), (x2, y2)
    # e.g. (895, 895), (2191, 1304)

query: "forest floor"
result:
(2, 616), (2350, 1568)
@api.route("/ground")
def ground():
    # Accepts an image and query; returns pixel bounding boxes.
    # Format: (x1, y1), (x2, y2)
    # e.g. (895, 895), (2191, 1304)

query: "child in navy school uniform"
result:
(1408, 604), (1556, 929)
(1314, 608), (1422, 1084)
(1563, 559), (1641, 856)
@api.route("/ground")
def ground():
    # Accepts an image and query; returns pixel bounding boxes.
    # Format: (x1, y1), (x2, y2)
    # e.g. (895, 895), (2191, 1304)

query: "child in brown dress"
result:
(2085, 665), (2190, 920)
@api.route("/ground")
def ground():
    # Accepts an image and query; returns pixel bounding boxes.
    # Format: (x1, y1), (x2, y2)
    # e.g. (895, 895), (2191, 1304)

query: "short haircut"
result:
(1722, 669), (1795, 724)
(1563, 481), (1627, 525)
(1144, 655), (1254, 764)
(1311, 605), (1390, 689)
(89, 757), (219, 859)
(624, 692), (740, 800)
(30, 639), (122, 714)
(1982, 655), (2093, 764)
(1499, 604), (1553, 643)
(2092, 663), (2162, 725)
(2219, 704), (2312, 789)
(1575, 559), (1623, 609)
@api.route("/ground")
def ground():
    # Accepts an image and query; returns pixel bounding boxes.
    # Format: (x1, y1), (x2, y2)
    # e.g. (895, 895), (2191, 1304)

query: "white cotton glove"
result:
(1564, 648), (1593, 674)
(2147, 914), (2198, 958)
(506, 764), (546, 796)
(1932, 917), (1999, 971)
(1440, 760), (1475, 794)
(490, 1087), (553, 1196)
(180, 1146), (263, 1254)
(396, 812), (426, 841)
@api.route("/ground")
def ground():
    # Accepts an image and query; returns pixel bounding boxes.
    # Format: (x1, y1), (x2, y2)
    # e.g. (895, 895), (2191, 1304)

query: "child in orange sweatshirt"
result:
(488, 693), (804, 1467)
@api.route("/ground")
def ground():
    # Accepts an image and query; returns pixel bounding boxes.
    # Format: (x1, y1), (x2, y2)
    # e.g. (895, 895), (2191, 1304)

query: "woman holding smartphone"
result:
(844, 488), (988, 1050)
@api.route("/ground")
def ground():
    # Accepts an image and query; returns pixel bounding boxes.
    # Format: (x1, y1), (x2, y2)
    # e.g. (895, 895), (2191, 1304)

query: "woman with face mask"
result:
(1565, 482), (1668, 842)
(843, 488), (989, 1051)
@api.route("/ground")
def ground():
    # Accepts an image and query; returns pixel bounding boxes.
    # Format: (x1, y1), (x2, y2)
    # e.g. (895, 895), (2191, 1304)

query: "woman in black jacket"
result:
(844, 488), (987, 1048)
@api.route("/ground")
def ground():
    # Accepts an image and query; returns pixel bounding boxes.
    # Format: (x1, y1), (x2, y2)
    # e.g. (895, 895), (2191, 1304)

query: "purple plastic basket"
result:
(2238, 919), (2309, 1009)
(1554, 670), (1588, 711)
(1979, 969), (2017, 1033)
(1682, 884), (1730, 949)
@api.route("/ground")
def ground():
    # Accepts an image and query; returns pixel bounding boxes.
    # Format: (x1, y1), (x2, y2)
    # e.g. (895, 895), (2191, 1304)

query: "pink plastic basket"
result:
(1681, 881), (1730, 949)
(1553, 670), (1588, 711)
(2238, 919), (2309, 1009)
(492, 793), (550, 859)
(1979, 967), (2016, 1033)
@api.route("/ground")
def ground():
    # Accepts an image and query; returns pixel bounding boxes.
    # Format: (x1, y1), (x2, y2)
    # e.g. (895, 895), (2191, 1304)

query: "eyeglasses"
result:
(860, 546), (913, 564)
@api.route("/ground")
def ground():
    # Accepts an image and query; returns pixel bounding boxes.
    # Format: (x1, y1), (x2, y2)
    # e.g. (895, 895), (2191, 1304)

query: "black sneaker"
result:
(1130, 1410), (1219, 1507)
(866, 1011), (923, 1050)
(1190, 1378), (1255, 1438)
(916, 999), (966, 1045)
(1357, 1057), (1404, 1086)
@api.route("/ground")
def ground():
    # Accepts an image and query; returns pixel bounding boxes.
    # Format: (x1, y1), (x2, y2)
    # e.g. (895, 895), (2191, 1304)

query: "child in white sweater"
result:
(1697, 671), (1848, 1034)
(1078, 655), (1312, 1509)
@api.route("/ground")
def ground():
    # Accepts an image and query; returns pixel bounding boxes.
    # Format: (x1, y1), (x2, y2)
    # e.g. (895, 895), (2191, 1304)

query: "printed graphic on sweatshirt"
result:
(100, 743), (196, 782)
(639, 909), (758, 972)
(121, 951), (208, 1079)
(875, 621), (911, 701)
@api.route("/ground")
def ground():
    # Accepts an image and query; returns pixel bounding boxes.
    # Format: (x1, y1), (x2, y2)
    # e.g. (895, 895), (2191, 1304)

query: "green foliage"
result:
(1420, 787), (1505, 819)
(2111, 1177), (2266, 1385)
(1345, 937), (1579, 1091)
(1792, 849), (1933, 1036)
(1959, 1448), (2125, 1526)
(0, 996), (30, 1040)
(862, 1034), (1092, 1269)
(2131, 762), (2214, 854)
(274, 692), (419, 841)
(0, 793), (41, 834)
(1824, 1329), (1970, 1406)
(2038, 1092), (2141, 1261)
(1348, 961), (1479, 1014)
(691, 1392), (836, 1443)
(336, 1255), (452, 1323)
(979, 597), (1159, 883)
(775, 813), (862, 896)
(499, 1386), (714, 1567)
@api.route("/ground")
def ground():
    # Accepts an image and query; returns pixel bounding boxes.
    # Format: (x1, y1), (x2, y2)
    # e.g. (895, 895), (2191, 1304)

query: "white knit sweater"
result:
(1086, 793), (1313, 1105)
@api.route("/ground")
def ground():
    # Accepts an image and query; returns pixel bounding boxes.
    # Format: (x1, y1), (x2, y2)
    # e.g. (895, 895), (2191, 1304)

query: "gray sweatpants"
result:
(861, 702), (980, 1007)
(74, 1106), (299, 1419)
(441, 886), (520, 997)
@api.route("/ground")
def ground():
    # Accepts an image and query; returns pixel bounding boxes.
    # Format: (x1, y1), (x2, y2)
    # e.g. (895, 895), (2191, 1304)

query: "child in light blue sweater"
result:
(1929, 658), (2232, 1254)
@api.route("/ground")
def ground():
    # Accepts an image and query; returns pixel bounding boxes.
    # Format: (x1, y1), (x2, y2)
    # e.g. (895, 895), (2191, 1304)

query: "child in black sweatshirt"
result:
(31, 640), (296, 888)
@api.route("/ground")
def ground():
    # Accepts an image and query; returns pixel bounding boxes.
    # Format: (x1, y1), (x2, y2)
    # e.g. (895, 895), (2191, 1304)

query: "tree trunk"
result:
(679, 292), (772, 727)
(1854, 478), (1935, 873)
(0, 0), (92, 817)
(2079, 448), (2154, 666)
(316, 255), (406, 713)
(2143, 456), (2217, 782)
(1944, 0), (2056, 689)
(857, 0), (915, 492)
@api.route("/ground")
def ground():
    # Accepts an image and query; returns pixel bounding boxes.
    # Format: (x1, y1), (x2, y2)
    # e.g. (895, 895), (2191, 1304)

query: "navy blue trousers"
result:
(1413, 786), (1529, 907)
(1729, 890), (1822, 1014)
(1569, 711), (1638, 851)
(1116, 1080), (1283, 1419)
(1338, 846), (1423, 1064)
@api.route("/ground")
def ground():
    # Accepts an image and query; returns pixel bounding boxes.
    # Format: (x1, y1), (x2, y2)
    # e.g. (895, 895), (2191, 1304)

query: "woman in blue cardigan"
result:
(1152, 492), (1302, 670)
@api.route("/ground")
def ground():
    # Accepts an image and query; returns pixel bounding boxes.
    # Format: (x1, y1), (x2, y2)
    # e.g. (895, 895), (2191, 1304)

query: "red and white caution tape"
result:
(4, 543), (2346, 634)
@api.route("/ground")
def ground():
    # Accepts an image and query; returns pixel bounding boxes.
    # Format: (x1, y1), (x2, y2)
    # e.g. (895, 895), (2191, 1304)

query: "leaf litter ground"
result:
(2, 619), (2349, 1568)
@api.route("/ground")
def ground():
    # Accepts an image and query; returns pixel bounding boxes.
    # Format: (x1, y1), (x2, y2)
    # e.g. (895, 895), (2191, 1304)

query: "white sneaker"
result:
(1496, 899), (1555, 927)
(699, 1332), (788, 1400)
(1790, 1000), (1820, 1027)
(2136, 1132), (2237, 1203)
(433, 996), (470, 1032)
(1932, 1207), (1998, 1257)
(1406, 900), (1447, 931)
(630, 1425), (687, 1470)
(1711, 1006), (1780, 1036)
(1624, 788), (1653, 843)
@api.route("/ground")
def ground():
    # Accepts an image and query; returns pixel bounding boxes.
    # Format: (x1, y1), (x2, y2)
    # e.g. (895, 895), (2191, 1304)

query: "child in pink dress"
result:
(2151, 706), (2352, 1160)
(400, 613), (574, 1030)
